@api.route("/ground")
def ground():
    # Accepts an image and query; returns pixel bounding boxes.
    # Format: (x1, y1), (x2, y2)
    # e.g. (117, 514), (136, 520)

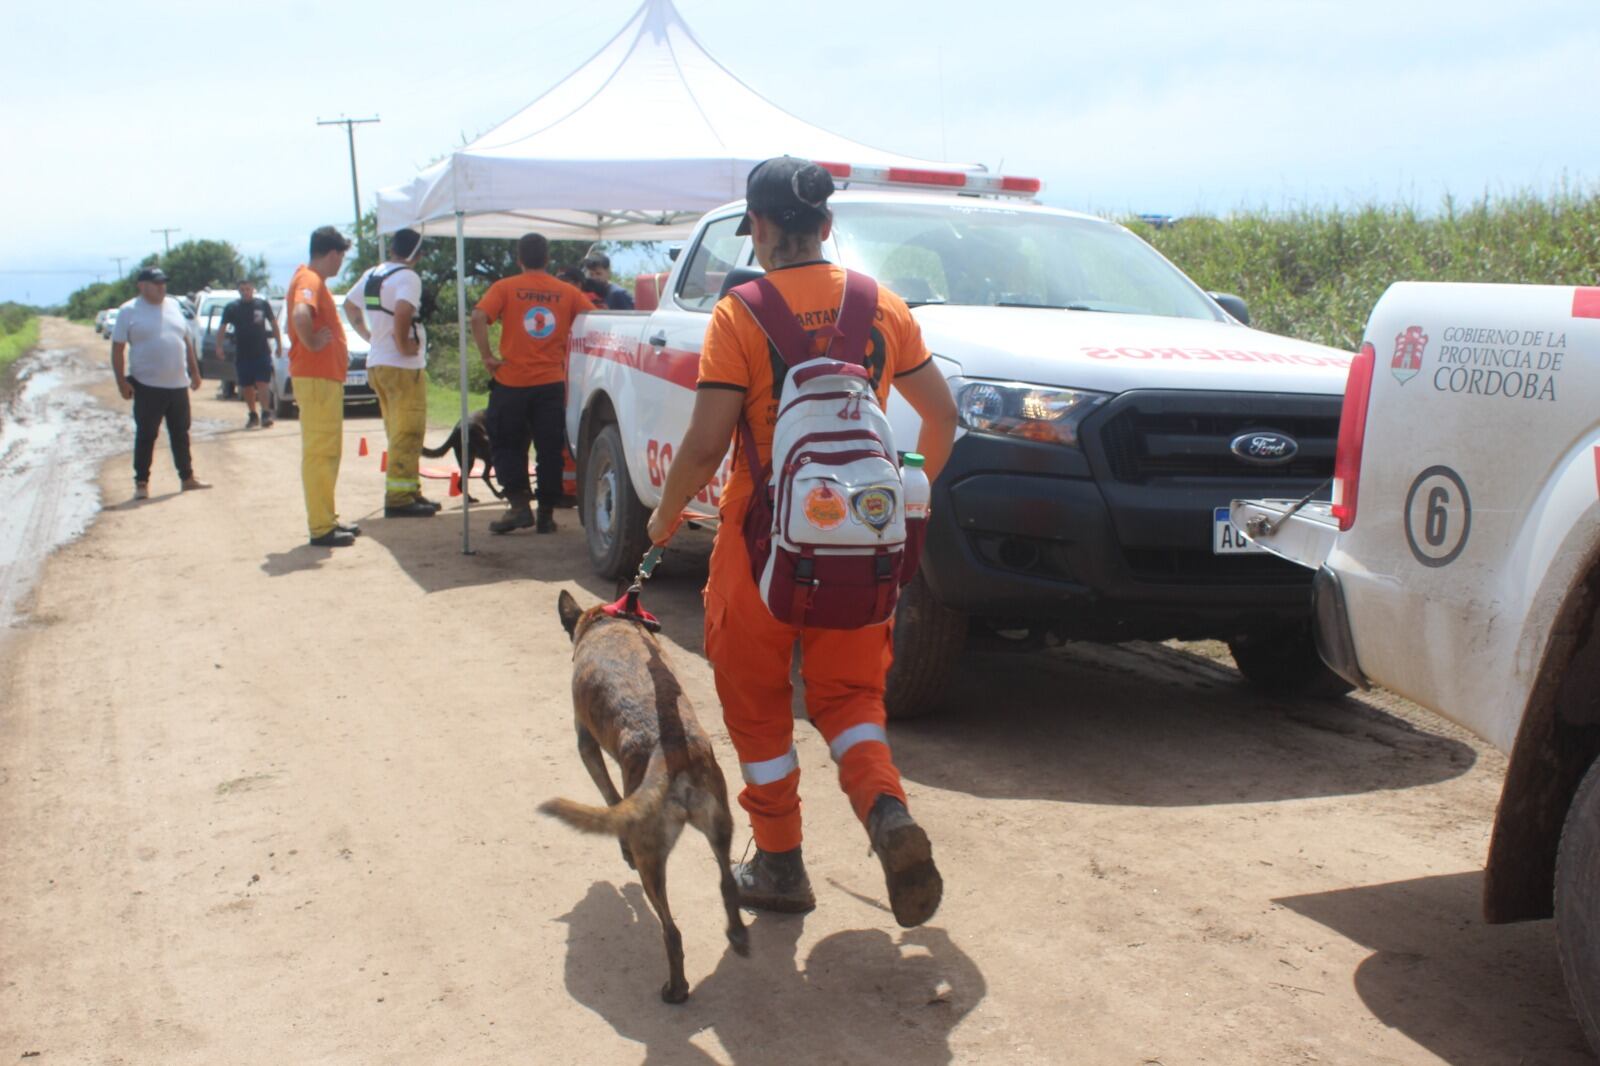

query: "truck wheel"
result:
(1228, 627), (1355, 698)
(885, 570), (969, 720)
(1556, 756), (1600, 1053)
(584, 423), (651, 581)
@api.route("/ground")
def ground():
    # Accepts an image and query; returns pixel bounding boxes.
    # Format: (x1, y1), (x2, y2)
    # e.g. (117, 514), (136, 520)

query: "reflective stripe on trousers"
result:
(741, 745), (800, 786)
(827, 722), (889, 761)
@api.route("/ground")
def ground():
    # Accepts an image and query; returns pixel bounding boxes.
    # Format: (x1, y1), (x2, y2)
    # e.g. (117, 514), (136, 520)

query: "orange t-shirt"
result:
(697, 262), (932, 510)
(285, 265), (349, 382)
(475, 270), (590, 387)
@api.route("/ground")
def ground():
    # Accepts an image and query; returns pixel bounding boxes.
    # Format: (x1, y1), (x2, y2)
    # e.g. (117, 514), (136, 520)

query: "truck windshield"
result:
(830, 203), (1223, 321)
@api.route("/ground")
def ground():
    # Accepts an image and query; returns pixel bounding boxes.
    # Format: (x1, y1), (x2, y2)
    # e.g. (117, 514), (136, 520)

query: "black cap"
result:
(136, 267), (168, 283)
(736, 156), (836, 236)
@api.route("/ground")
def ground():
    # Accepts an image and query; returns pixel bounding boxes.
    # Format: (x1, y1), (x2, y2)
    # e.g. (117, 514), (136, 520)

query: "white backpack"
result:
(729, 271), (913, 629)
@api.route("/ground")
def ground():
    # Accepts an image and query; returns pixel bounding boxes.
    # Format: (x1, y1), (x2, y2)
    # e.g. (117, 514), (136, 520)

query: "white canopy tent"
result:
(374, 0), (985, 550)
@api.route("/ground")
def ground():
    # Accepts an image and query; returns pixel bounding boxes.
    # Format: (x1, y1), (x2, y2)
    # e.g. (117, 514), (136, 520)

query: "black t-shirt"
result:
(221, 297), (276, 359)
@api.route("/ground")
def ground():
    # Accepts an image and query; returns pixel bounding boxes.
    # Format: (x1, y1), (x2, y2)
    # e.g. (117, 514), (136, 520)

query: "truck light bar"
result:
(813, 162), (1042, 198)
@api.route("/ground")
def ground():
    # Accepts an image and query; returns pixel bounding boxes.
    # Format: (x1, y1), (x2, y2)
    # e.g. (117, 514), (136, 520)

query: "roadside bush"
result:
(0, 308), (40, 370)
(1128, 184), (1600, 351)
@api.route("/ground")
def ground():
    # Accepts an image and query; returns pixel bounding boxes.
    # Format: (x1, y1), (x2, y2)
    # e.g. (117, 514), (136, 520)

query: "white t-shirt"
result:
(112, 296), (191, 388)
(352, 264), (425, 370)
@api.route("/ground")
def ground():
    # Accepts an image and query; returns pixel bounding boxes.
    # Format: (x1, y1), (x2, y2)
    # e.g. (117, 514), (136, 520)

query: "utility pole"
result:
(317, 115), (380, 249)
(111, 256), (127, 277)
(152, 228), (180, 253)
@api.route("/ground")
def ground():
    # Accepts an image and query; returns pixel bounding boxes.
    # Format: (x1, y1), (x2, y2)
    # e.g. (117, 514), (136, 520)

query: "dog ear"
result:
(558, 589), (583, 639)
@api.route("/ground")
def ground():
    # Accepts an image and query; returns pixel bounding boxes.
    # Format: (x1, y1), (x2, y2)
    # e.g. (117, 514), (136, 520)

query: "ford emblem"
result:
(1230, 430), (1299, 466)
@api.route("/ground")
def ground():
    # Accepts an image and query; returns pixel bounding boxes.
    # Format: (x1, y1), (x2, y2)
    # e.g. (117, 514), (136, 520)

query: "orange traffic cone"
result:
(379, 450), (388, 473)
(449, 470), (462, 498)
(358, 437), (369, 457)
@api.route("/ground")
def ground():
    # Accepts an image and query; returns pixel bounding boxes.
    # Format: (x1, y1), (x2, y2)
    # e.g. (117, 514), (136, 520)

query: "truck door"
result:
(636, 212), (749, 511)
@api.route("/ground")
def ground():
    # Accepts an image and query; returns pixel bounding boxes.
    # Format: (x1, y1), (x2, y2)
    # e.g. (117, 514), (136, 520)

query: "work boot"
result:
(245, 411), (259, 429)
(335, 521), (362, 537)
(413, 494), (442, 513)
(309, 529), (356, 548)
(385, 500), (436, 518)
(536, 506), (557, 534)
(867, 795), (942, 928)
(490, 502), (534, 534)
(731, 846), (816, 913)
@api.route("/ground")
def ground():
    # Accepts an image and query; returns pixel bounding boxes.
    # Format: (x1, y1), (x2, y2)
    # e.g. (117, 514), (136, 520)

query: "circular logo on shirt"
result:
(524, 305), (557, 339)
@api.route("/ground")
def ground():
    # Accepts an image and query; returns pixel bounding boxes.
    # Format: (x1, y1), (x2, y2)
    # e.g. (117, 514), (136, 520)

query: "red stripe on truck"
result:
(1573, 287), (1600, 318)
(576, 332), (700, 390)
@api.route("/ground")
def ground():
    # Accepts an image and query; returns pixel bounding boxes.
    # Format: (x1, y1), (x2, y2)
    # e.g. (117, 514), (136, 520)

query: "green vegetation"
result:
(0, 303), (40, 371)
(63, 238), (270, 321)
(1128, 185), (1600, 352)
(425, 380), (489, 428)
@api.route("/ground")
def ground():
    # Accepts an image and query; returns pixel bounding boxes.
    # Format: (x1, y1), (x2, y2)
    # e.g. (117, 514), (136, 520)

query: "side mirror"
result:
(667, 246), (682, 262)
(1210, 292), (1249, 325)
(718, 266), (766, 299)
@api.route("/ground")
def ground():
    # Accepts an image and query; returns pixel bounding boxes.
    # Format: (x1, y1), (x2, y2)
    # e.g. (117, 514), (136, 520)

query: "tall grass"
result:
(0, 312), (39, 371)
(1129, 186), (1600, 351)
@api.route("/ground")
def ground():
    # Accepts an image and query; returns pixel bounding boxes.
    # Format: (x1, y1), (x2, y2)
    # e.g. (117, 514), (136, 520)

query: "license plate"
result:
(345, 370), (367, 387)
(1214, 506), (1266, 555)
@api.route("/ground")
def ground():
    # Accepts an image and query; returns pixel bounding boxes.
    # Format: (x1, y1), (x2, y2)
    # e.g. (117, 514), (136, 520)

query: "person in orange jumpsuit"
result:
(648, 157), (958, 927)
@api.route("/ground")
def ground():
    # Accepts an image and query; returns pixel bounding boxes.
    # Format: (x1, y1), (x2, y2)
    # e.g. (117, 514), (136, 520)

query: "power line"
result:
(112, 256), (127, 277)
(317, 116), (380, 249)
(152, 227), (181, 253)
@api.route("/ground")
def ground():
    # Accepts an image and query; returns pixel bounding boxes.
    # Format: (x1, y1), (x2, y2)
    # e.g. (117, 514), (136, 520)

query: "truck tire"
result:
(583, 423), (651, 581)
(884, 570), (969, 720)
(1228, 627), (1355, 699)
(1556, 756), (1600, 1053)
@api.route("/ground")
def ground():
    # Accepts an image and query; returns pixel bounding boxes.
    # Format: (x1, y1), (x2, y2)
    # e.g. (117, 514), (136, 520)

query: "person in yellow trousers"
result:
(343, 228), (437, 518)
(286, 225), (358, 547)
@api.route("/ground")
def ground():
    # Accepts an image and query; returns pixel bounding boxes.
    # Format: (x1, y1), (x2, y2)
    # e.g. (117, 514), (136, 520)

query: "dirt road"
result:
(0, 320), (1592, 1064)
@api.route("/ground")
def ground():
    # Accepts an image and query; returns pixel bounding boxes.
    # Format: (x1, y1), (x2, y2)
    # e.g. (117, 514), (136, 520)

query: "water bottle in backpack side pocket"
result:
(900, 453), (930, 585)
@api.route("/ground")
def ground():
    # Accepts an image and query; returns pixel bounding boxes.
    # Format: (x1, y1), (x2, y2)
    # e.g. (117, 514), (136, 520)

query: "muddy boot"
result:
(868, 795), (942, 928)
(535, 506), (557, 534)
(731, 846), (816, 913)
(490, 502), (534, 534)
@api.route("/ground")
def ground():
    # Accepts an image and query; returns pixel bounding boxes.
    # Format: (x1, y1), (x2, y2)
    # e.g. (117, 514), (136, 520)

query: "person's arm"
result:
(214, 307), (229, 362)
(393, 299), (419, 358)
(268, 307), (284, 354)
(470, 308), (501, 373)
(342, 289), (371, 342)
(891, 362), (958, 482)
(111, 341), (132, 400)
(292, 303), (330, 351)
(186, 332), (202, 392)
(646, 388), (744, 544)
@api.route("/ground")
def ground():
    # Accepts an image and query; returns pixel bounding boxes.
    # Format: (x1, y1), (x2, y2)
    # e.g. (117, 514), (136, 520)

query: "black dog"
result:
(421, 409), (500, 503)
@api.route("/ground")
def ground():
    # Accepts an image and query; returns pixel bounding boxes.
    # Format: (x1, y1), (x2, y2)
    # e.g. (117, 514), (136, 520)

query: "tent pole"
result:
(455, 211), (474, 555)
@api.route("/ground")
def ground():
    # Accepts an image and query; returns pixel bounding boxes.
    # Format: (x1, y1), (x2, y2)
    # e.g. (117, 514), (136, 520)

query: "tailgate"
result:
(1227, 499), (1340, 571)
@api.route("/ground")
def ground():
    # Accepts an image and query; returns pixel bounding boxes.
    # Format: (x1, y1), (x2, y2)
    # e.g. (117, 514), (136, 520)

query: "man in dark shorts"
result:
(218, 280), (284, 428)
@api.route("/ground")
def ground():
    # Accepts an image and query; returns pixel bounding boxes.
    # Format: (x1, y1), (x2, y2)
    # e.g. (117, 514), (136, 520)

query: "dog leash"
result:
(600, 546), (665, 632)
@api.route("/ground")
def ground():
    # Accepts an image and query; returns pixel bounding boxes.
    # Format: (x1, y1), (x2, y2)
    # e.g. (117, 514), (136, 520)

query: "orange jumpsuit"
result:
(697, 262), (934, 852)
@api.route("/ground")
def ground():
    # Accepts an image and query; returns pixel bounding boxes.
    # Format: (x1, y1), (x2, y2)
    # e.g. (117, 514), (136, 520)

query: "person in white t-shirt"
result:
(343, 228), (436, 518)
(111, 266), (210, 499)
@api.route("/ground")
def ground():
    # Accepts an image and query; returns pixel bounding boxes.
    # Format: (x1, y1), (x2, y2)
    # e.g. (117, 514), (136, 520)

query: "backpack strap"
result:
(729, 270), (880, 368)
(364, 263), (414, 315)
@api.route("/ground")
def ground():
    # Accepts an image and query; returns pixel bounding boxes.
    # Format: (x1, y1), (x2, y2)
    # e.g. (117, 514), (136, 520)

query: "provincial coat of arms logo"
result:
(1392, 325), (1428, 385)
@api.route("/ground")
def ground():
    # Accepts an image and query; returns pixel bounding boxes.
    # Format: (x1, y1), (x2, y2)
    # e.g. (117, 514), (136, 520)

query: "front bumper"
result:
(922, 433), (1327, 642)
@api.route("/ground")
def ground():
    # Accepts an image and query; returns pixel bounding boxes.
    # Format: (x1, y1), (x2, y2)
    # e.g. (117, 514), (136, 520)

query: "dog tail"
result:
(420, 425), (460, 458)
(539, 750), (669, 836)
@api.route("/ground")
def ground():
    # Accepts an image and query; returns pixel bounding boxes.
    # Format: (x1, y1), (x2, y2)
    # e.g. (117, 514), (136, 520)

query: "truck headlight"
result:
(950, 378), (1109, 447)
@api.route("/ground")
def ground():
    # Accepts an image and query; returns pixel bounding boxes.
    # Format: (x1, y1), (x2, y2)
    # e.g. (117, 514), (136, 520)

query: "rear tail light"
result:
(1331, 342), (1376, 531)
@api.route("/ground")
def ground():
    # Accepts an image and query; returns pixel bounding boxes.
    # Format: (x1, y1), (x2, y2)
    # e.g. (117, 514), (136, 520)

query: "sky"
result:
(2, 0), (1595, 306)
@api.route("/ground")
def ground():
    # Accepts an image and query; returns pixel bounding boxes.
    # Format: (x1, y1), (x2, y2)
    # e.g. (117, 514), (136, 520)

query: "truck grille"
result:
(1091, 392), (1340, 483)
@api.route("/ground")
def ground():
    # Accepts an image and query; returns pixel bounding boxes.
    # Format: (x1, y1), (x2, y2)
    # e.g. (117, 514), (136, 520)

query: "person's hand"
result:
(309, 327), (333, 351)
(189, 371), (202, 392)
(647, 504), (683, 546)
(481, 354), (503, 374)
(117, 379), (133, 401)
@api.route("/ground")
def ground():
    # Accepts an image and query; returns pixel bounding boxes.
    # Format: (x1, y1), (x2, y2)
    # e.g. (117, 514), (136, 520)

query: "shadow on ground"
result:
(888, 640), (1478, 807)
(559, 881), (984, 1065)
(1277, 871), (1595, 1065)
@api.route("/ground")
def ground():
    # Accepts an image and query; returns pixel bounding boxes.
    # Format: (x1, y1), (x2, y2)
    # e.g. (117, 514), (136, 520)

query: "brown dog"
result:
(543, 590), (749, 1003)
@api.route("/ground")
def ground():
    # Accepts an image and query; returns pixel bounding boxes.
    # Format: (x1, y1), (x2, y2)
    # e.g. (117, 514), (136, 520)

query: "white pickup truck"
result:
(565, 170), (1358, 715)
(1232, 282), (1600, 1052)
